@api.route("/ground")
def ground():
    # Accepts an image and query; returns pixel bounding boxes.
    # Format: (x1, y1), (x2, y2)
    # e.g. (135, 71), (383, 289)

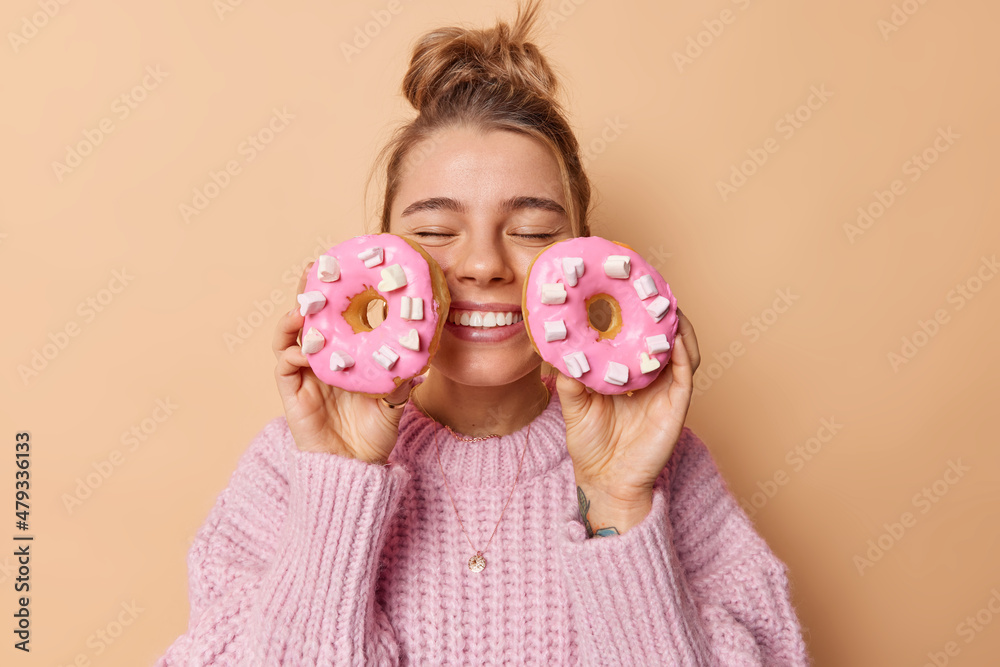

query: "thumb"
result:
(377, 378), (415, 425)
(555, 370), (591, 422)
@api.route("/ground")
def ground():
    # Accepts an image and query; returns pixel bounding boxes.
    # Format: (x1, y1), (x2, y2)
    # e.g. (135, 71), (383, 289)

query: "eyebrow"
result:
(400, 195), (566, 217)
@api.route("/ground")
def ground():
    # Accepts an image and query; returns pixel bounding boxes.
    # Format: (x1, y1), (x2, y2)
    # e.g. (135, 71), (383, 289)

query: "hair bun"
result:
(402, 1), (558, 113)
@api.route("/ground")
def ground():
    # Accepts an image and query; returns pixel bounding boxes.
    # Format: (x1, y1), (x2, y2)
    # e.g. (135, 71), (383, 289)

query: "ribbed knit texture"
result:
(155, 384), (810, 666)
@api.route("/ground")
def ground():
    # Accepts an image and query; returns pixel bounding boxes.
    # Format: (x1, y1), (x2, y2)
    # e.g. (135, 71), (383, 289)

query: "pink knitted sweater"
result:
(156, 387), (810, 665)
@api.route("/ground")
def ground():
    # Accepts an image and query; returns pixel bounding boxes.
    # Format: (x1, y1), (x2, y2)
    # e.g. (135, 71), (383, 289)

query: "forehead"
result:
(394, 126), (565, 210)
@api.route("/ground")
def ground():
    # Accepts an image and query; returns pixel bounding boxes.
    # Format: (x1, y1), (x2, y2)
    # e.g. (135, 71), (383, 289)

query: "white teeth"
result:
(448, 310), (522, 327)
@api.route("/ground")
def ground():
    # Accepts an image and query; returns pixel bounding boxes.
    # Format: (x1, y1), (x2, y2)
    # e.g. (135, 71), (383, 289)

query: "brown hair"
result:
(366, 0), (592, 237)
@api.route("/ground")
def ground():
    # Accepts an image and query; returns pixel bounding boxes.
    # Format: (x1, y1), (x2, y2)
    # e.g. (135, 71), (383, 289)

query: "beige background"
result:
(2, 0), (998, 665)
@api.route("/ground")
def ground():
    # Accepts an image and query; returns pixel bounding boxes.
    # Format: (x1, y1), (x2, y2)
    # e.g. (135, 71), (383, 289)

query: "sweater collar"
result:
(389, 376), (569, 489)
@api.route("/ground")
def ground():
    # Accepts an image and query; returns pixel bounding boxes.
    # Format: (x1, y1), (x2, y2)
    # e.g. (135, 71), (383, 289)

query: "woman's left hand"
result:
(556, 309), (700, 534)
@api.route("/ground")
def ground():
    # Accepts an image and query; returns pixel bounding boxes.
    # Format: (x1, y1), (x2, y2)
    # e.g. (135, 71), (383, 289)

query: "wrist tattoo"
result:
(577, 486), (620, 538)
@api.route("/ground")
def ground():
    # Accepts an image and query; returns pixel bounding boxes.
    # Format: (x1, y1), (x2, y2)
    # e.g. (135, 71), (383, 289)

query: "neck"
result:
(413, 368), (550, 438)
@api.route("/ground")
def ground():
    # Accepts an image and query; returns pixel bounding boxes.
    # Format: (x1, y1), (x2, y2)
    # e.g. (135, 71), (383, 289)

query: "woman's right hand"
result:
(272, 262), (413, 463)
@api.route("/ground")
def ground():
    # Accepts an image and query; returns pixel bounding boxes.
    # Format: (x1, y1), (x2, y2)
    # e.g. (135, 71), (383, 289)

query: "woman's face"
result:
(389, 125), (575, 387)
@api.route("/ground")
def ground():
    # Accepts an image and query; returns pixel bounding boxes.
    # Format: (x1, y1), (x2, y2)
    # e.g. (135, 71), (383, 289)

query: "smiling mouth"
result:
(448, 310), (523, 327)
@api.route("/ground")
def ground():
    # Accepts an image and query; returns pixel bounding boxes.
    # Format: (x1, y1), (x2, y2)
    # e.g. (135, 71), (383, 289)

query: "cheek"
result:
(424, 248), (451, 275)
(513, 251), (538, 281)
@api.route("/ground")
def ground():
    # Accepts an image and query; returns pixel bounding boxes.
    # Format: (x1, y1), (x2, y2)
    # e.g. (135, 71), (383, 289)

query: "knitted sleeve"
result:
(556, 427), (810, 666)
(155, 416), (411, 666)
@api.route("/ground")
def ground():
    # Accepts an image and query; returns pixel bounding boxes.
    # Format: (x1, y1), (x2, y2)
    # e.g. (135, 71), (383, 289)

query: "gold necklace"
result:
(411, 384), (551, 572)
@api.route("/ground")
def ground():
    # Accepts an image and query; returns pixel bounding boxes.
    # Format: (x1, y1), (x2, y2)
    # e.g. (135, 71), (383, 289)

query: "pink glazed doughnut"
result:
(296, 233), (450, 398)
(522, 236), (679, 395)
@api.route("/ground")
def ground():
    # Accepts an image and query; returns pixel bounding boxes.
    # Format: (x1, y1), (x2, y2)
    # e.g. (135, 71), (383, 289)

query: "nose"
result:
(452, 235), (515, 287)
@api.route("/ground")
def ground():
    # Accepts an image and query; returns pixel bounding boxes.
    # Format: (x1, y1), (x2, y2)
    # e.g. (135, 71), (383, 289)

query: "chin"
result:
(430, 338), (542, 387)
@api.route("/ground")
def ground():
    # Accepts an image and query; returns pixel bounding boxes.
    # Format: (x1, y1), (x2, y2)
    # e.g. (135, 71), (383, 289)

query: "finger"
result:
(383, 377), (414, 404)
(297, 261), (313, 294)
(675, 309), (700, 373)
(377, 378), (415, 424)
(273, 262), (314, 360)
(273, 307), (304, 360)
(666, 333), (694, 408)
(274, 343), (311, 395)
(642, 342), (677, 395)
(554, 370), (590, 422)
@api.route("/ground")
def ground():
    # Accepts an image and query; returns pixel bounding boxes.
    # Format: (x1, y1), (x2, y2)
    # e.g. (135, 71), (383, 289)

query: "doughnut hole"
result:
(343, 286), (388, 334)
(585, 293), (623, 340)
(365, 298), (388, 328)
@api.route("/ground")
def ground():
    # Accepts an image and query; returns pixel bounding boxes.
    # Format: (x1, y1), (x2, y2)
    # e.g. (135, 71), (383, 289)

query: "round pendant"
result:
(468, 553), (486, 572)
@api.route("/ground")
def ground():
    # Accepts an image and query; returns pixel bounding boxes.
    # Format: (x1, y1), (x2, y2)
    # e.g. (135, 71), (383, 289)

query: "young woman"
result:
(157, 2), (810, 664)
